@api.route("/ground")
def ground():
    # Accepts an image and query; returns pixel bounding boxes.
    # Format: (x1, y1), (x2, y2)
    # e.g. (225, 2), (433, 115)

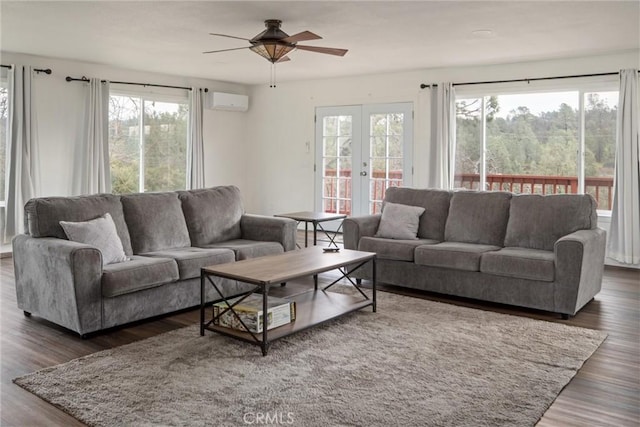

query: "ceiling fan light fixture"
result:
(250, 42), (295, 63)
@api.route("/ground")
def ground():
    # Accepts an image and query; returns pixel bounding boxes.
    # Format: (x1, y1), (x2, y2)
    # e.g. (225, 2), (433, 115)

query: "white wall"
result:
(0, 51), (251, 197)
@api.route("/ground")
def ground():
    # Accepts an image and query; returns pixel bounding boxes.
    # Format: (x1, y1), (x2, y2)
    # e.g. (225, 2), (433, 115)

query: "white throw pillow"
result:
(374, 202), (426, 240)
(60, 213), (129, 265)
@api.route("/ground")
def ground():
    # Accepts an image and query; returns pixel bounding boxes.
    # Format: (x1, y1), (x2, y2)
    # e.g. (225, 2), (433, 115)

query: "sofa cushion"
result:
(375, 202), (425, 240)
(121, 192), (191, 254)
(359, 236), (439, 261)
(142, 247), (235, 280)
(480, 247), (555, 282)
(444, 191), (512, 246)
(383, 187), (452, 241)
(178, 186), (244, 246)
(201, 239), (284, 261)
(24, 193), (133, 255)
(504, 194), (597, 251)
(60, 213), (129, 265)
(102, 256), (179, 297)
(415, 242), (501, 272)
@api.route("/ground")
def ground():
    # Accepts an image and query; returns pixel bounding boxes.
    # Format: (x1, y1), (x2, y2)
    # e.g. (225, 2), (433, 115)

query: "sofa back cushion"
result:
(24, 194), (133, 255)
(178, 186), (244, 246)
(383, 187), (452, 241)
(444, 191), (512, 246)
(504, 193), (597, 251)
(121, 192), (191, 254)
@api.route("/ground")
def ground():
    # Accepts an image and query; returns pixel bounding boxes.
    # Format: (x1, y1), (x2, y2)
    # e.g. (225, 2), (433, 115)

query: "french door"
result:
(315, 103), (413, 221)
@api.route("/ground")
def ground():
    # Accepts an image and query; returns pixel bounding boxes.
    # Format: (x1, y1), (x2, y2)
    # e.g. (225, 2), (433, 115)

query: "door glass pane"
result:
(323, 137), (337, 157)
(584, 91), (617, 210)
(143, 100), (187, 192)
(322, 115), (352, 215)
(454, 98), (482, 189)
(369, 112), (405, 213)
(109, 95), (141, 194)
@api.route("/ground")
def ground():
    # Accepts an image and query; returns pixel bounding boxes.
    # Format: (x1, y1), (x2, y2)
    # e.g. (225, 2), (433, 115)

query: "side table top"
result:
(275, 211), (347, 222)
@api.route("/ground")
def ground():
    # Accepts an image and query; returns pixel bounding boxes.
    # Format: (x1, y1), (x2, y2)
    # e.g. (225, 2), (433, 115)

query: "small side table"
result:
(275, 211), (347, 248)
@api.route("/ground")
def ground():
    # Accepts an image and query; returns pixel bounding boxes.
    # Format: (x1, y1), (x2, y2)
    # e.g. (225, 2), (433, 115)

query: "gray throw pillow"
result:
(60, 213), (129, 265)
(375, 202), (426, 240)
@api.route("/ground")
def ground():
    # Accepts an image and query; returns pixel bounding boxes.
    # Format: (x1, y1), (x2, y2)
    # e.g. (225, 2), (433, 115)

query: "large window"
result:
(108, 92), (188, 194)
(455, 85), (617, 211)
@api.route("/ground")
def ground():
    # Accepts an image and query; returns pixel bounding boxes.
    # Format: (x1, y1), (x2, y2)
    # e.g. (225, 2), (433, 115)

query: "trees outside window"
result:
(455, 89), (617, 210)
(109, 94), (188, 194)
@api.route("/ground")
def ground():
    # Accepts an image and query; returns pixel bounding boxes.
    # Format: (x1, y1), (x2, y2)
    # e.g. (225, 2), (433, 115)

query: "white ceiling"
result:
(1, 1), (638, 85)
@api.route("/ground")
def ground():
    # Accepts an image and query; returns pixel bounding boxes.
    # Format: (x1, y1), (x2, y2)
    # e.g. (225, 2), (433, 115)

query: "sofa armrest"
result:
(12, 235), (104, 335)
(240, 214), (297, 252)
(343, 214), (382, 250)
(554, 228), (606, 315)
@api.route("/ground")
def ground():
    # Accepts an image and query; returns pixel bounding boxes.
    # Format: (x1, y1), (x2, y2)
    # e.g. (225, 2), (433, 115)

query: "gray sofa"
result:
(344, 187), (606, 318)
(13, 185), (297, 336)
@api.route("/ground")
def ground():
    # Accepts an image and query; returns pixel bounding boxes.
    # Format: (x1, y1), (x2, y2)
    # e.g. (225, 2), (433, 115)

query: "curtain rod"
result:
(0, 64), (52, 74)
(65, 76), (208, 92)
(419, 71), (619, 89)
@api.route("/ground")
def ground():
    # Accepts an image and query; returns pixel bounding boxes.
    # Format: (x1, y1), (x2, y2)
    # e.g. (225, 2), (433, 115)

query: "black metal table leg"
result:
(372, 258), (377, 312)
(200, 273), (205, 336)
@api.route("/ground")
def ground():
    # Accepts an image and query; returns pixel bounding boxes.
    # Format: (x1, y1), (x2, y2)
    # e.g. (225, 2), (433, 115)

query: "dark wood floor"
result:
(1, 240), (638, 426)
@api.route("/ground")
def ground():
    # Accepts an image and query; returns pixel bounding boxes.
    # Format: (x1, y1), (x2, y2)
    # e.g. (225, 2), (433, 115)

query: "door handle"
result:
(360, 171), (368, 176)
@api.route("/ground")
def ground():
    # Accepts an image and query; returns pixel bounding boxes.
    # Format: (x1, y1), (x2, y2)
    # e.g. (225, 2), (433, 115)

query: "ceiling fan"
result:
(203, 19), (348, 64)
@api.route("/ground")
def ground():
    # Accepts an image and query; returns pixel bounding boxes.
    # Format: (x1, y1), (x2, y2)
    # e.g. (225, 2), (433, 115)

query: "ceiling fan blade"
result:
(202, 46), (252, 54)
(209, 33), (252, 41)
(295, 45), (348, 56)
(282, 31), (322, 43)
(276, 56), (291, 63)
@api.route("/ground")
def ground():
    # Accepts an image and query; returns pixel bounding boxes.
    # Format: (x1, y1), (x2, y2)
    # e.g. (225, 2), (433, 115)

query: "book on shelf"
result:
(213, 294), (296, 333)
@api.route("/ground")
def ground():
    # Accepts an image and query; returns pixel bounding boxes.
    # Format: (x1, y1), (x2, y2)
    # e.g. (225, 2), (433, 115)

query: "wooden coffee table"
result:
(200, 247), (376, 355)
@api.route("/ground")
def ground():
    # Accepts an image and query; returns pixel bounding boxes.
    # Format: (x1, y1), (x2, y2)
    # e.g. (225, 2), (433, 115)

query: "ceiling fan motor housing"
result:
(250, 20), (295, 63)
(252, 19), (290, 42)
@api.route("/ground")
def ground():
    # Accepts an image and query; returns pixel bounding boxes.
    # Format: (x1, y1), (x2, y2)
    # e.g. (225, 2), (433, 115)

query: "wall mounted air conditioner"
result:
(205, 92), (249, 112)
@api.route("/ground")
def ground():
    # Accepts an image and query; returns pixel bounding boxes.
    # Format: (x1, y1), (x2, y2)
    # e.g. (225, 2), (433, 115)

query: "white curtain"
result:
(187, 88), (205, 189)
(426, 82), (456, 189)
(608, 69), (640, 265)
(74, 78), (111, 195)
(3, 65), (40, 242)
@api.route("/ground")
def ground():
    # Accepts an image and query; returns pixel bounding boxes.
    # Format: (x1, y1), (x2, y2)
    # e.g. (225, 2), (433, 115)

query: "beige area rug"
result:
(14, 290), (606, 427)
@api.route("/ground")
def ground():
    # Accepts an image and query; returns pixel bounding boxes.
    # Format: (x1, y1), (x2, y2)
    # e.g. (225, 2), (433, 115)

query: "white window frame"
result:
(109, 87), (189, 193)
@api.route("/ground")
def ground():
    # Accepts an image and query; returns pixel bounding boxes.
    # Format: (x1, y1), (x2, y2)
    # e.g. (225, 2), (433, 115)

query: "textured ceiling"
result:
(1, 1), (638, 85)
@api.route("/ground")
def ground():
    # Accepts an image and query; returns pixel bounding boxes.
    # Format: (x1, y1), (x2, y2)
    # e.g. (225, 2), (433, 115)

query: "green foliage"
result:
(109, 96), (187, 194)
(456, 93), (617, 179)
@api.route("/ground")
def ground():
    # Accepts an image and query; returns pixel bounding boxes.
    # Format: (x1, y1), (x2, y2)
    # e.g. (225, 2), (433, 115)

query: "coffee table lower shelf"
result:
(202, 289), (373, 346)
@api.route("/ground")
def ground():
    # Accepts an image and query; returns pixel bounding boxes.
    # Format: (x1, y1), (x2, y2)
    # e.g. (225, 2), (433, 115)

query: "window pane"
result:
(109, 95), (141, 194)
(0, 79), (7, 240)
(143, 101), (187, 192)
(454, 98), (482, 189)
(0, 81), (8, 203)
(585, 92), (617, 210)
(487, 92), (579, 194)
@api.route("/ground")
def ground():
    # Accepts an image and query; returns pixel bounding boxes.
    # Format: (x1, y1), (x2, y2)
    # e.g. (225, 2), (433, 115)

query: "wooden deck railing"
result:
(454, 173), (614, 210)
(321, 171), (614, 214)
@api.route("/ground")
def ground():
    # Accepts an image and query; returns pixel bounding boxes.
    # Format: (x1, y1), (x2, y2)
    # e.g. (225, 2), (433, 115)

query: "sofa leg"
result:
(356, 278), (362, 285)
(561, 313), (570, 320)
(23, 311), (32, 317)
(280, 282), (286, 287)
